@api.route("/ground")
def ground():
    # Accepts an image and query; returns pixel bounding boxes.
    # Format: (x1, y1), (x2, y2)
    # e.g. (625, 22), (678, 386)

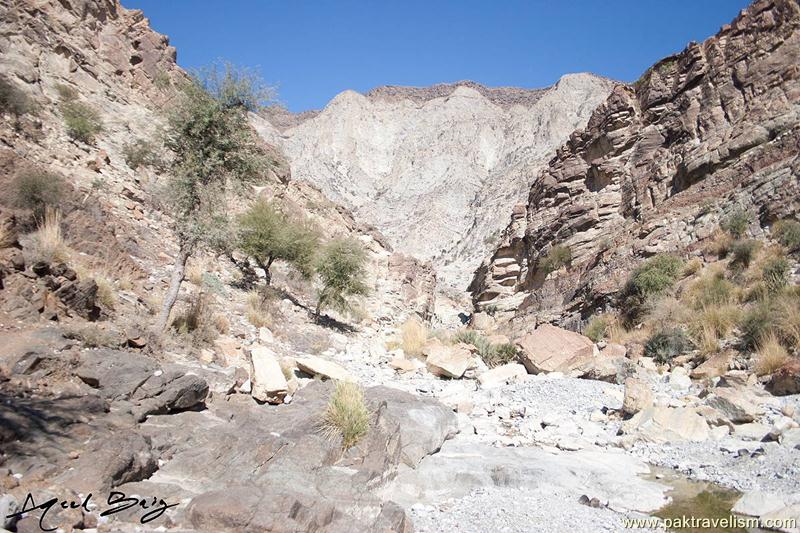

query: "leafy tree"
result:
(237, 198), (320, 284)
(155, 65), (271, 332)
(314, 237), (369, 320)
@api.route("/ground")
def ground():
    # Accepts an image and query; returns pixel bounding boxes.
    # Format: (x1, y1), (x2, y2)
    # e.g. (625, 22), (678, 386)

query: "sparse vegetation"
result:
(585, 314), (612, 342)
(28, 208), (69, 264)
(739, 302), (773, 351)
(539, 245), (572, 275)
(720, 208), (750, 239)
(314, 237), (369, 319)
(238, 198), (320, 285)
(321, 381), (370, 450)
(94, 275), (117, 309)
(486, 343), (520, 367)
(171, 291), (221, 344)
(773, 219), (800, 254)
(685, 268), (737, 309)
(682, 257), (703, 277)
(398, 318), (429, 356)
(245, 289), (275, 329)
(450, 329), (519, 367)
(762, 256), (790, 293)
(620, 254), (684, 323)
(728, 240), (759, 271)
(155, 63), (271, 332)
(63, 324), (120, 349)
(12, 169), (64, 218)
(754, 333), (789, 376)
(123, 139), (160, 170)
(644, 328), (693, 364)
(0, 76), (32, 116)
(59, 92), (103, 143)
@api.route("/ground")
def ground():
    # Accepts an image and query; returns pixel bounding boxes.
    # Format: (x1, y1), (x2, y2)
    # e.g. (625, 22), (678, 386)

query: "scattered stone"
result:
(732, 490), (787, 517)
(249, 345), (288, 404)
(515, 324), (595, 375)
(295, 354), (354, 381)
(622, 377), (653, 416)
(477, 363), (527, 388)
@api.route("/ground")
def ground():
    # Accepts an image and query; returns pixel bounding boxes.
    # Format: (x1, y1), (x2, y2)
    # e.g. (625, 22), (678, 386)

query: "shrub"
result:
(540, 245), (572, 274)
(739, 303), (772, 351)
(314, 237), (369, 319)
(171, 292), (218, 344)
(12, 169), (64, 217)
(321, 381), (370, 449)
(754, 334), (790, 376)
(486, 343), (520, 367)
(399, 318), (428, 356)
(451, 329), (480, 346)
(620, 254), (684, 322)
(238, 198), (320, 284)
(644, 328), (693, 364)
(682, 258), (703, 277)
(727, 240), (759, 271)
(0, 76), (32, 116)
(762, 256), (790, 293)
(720, 208), (750, 238)
(773, 219), (800, 254)
(706, 231), (733, 258)
(123, 139), (159, 169)
(648, 297), (692, 330)
(245, 289), (274, 329)
(61, 100), (103, 143)
(686, 269), (736, 309)
(94, 276), (116, 309)
(775, 294), (800, 350)
(697, 304), (741, 339)
(55, 84), (78, 102)
(585, 315), (612, 342)
(28, 208), (69, 264)
(63, 324), (120, 348)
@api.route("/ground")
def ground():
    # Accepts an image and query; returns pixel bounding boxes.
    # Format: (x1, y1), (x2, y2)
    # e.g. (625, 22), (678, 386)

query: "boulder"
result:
(690, 350), (735, 379)
(477, 363), (527, 388)
(731, 491), (787, 517)
(389, 356), (421, 373)
(295, 355), (353, 381)
(515, 324), (595, 374)
(425, 343), (472, 379)
(760, 504), (800, 533)
(470, 312), (495, 331)
(733, 422), (772, 441)
(706, 387), (763, 424)
(249, 345), (288, 404)
(622, 377), (653, 416)
(623, 406), (709, 443)
(600, 343), (627, 358)
(767, 360), (800, 396)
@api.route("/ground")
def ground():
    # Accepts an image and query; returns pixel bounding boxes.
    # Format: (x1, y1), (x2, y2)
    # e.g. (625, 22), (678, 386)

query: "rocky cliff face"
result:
(470, 0), (800, 327)
(254, 75), (615, 290)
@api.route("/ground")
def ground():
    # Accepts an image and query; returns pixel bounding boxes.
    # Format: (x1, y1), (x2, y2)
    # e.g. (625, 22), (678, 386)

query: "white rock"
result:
(477, 363), (527, 388)
(732, 491), (787, 517)
(249, 345), (288, 404)
(295, 355), (354, 382)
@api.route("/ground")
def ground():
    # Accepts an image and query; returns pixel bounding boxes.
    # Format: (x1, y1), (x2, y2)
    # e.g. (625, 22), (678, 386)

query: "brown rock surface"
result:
(515, 323), (596, 374)
(471, 0), (800, 325)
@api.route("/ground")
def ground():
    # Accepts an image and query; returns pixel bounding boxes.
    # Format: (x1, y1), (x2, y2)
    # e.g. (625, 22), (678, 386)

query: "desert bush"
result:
(706, 230), (733, 258)
(762, 256), (790, 293)
(686, 269), (736, 309)
(539, 245), (572, 275)
(644, 328), (693, 364)
(682, 258), (703, 277)
(171, 292), (218, 344)
(585, 314), (612, 342)
(321, 381), (370, 449)
(399, 318), (428, 356)
(754, 334), (790, 376)
(63, 324), (120, 348)
(28, 208), (68, 264)
(12, 169), (64, 217)
(451, 329), (480, 346)
(60, 100), (103, 143)
(245, 289), (275, 329)
(55, 84), (78, 101)
(314, 237), (369, 319)
(728, 240), (759, 271)
(720, 208), (750, 238)
(0, 76), (32, 116)
(739, 302), (773, 351)
(775, 294), (800, 350)
(238, 198), (320, 284)
(123, 139), (159, 170)
(94, 276), (116, 309)
(485, 343), (520, 367)
(697, 304), (741, 339)
(620, 254), (684, 322)
(773, 219), (800, 254)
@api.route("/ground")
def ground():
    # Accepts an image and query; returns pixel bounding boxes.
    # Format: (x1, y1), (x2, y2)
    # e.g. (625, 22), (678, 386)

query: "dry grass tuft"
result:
(245, 289), (274, 329)
(321, 381), (370, 449)
(94, 275), (116, 309)
(754, 334), (790, 376)
(398, 318), (429, 356)
(30, 207), (69, 264)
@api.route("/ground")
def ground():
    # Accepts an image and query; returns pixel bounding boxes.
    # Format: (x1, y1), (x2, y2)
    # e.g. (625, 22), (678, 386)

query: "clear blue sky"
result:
(122, 0), (751, 112)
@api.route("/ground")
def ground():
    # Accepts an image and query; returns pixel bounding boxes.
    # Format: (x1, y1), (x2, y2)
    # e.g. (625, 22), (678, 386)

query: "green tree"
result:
(314, 237), (369, 320)
(155, 65), (271, 332)
(237, 198), (320, 284)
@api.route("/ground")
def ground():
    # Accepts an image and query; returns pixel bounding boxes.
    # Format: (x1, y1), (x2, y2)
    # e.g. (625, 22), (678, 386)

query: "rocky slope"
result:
(254, 74), (615, 290)
(471, 0), (800, 326)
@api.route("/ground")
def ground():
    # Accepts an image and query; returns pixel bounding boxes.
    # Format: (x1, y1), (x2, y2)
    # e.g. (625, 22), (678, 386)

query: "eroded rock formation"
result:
(471, 0), (800, 326)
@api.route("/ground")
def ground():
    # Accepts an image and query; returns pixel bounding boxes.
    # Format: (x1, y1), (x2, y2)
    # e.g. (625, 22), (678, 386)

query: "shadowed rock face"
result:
(471, 0), (800, 325)
(253, 75), (615, 290)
